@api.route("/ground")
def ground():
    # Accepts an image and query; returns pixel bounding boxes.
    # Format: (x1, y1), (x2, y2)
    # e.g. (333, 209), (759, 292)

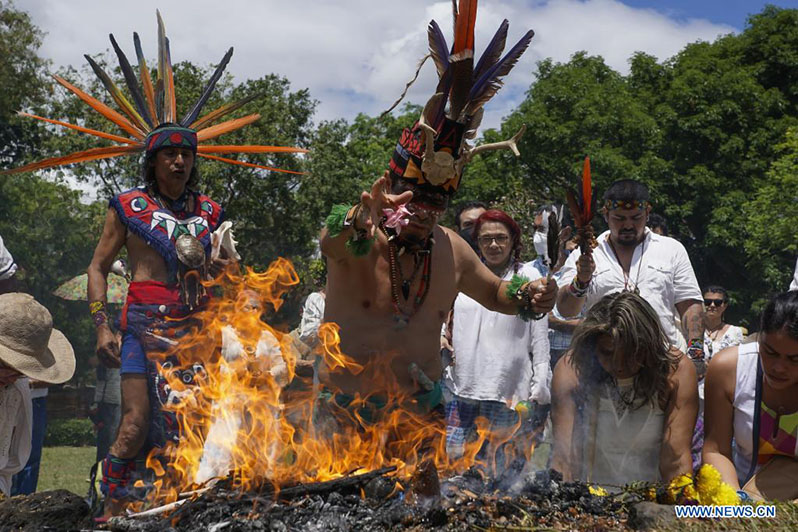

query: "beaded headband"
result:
(604, 199), (651, 211)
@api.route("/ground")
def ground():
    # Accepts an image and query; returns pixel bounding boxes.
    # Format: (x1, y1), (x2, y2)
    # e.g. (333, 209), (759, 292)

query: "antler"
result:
(463, 124), (526, 162)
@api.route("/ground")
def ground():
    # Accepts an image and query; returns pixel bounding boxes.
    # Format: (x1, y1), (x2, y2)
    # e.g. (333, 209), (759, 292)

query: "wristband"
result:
(506, 274), (546, 322)
(100, 454), (136, 501)
(686, 338), (705, 360)
(736, 489), (751, 502)
(90, 301), (109, 328)
(325, 203), (376, 257)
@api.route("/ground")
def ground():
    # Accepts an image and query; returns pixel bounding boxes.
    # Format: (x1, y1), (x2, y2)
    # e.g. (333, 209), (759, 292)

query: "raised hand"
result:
(358, 171), (413, 237)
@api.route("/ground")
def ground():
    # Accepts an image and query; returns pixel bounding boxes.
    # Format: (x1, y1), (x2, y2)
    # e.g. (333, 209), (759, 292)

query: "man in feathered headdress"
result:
(319, 1), (557, 446)
(5, 12), (305, 516)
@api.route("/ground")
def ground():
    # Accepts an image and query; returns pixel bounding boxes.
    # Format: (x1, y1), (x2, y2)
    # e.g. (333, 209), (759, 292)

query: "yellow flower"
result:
(666, 472), (696, 503)
(645, 487), (657, 501)
(589, 485), (608, 497)
(695, 464), (740, 505)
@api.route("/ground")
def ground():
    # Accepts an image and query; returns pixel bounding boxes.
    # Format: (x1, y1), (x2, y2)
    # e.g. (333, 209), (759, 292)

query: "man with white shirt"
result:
(555, 180), (706, 374)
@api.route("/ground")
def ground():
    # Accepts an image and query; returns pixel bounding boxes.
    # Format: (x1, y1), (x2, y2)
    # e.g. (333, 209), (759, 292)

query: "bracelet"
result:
(325, 203), (376, 257)
(506, 275), (546, 322)
(90, 301), (109, 328)
(686, 338), (705, 360)
(568, 276), (590, 298)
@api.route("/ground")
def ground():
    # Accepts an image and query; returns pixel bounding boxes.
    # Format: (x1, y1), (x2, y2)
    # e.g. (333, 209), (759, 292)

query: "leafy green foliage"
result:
(44, 418), (95, 447)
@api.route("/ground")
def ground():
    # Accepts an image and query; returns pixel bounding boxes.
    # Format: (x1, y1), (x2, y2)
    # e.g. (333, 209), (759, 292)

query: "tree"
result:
(0, 0), (50, 163)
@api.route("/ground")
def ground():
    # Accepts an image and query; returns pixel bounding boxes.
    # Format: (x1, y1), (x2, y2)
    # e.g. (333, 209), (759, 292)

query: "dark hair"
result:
(648, 213), (668, 235)
(760, 291), (798, 340)
(570, 292), (678, 410)
(603, 179), (650, 202)
(703, 285), (729, 304)
(473, 209), (522, 272)
(454, 200), (488, 229)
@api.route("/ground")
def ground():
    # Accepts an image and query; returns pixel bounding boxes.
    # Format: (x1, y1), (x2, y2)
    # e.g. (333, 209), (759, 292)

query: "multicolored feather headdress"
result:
(389, 0), (534, 194)
(4, 11), (306, 175)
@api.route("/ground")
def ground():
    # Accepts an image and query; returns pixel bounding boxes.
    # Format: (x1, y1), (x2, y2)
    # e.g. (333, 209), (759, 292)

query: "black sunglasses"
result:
(704, 298), (725, 307)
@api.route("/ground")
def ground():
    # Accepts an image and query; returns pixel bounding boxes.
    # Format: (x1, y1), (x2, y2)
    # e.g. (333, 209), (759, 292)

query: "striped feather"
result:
(466, 29), (534, 115)
(2, 145), (140, 175)
(109, 34), (153, 127)
(427, 20), (449, 80)
(198, 153), (306, 174)
(84, 54), (149, 131)
(582, 156), (593, 222)
(196, 114), (262, 142)
(133, 32), (158, 123)
(472, 19), (508, 82)
(197, 144), (308, 155)
(180, 47), (234, 127)
(17, 112), (138, 145)
(53, 75), (145, 139)
(189, 93), (260, 131)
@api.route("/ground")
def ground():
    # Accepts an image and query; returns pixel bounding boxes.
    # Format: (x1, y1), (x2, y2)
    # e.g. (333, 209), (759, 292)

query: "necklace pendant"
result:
(393, 315), (409, 329)
(401, 280), (410, 300)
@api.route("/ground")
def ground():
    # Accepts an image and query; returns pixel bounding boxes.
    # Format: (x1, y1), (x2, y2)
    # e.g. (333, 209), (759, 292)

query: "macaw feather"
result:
(133, 32), (159, 123)
(566, 188), (583, 228)
(546, 209), (560, 270)
(156, 10), (175, 123)
(452, 0), (477, 54)
(448, 57), (473, 121)
(466, 29), (534, 115)
(198, 153), (306, 175)
(427, 20), (450, 80)
(180, 47), (234, 127)
(472, 19), (508, 82)
(189, 93), (261, 131)
(84, 54), (149, 132)
(582, 156), (593, 222)
(110, 33), (153, 127)
(1, 145), (140, 174)
(197, 144), (308, 154)
(53, 75), (145, 139)
(196, 113), (261, 142)
(17, 112), (138, 145)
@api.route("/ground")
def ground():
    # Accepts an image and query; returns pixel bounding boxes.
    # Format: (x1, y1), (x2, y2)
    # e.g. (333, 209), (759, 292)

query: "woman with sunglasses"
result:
(703, 286), (745, 360)
(703, 291), (798, 498)
(691, 286), (746, 469)
(443, 209), (550, 471)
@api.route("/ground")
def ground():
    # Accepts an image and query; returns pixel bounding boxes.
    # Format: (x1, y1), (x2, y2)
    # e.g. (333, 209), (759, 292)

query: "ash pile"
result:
(107, 467), (628, 532)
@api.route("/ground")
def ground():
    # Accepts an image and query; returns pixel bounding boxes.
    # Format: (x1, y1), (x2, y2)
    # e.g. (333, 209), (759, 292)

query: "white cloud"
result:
(21, 0), (735, 132)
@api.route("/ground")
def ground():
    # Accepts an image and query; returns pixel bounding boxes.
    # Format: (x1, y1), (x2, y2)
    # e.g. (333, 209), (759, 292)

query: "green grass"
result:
(37, 446), (97, 496)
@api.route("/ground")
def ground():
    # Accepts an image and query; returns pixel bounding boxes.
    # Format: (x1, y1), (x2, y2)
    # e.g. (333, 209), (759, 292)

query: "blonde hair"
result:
(569, 292), (678, 409)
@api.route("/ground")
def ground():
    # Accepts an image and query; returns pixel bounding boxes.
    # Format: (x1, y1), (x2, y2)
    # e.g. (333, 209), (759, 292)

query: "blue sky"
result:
(622, 0), (795, 28)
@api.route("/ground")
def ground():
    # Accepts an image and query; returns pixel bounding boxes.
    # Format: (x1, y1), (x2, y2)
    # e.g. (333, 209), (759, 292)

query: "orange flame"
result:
(135, 257), (537, 510)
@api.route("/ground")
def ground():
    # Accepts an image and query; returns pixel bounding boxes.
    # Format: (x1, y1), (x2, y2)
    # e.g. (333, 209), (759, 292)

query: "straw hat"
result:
(0, 293), (75, 384)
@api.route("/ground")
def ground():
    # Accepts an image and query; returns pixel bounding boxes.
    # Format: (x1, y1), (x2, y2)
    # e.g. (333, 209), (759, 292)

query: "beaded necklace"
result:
(382, 223), (433, 329)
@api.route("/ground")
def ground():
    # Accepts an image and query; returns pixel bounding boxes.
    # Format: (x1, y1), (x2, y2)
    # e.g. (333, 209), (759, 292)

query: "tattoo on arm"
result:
(682, 302), (705, 341)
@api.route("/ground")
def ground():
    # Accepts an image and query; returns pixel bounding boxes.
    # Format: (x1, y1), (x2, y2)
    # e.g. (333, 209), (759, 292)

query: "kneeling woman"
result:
(551, 292), (697, 485)
(703, 291), (798, 492)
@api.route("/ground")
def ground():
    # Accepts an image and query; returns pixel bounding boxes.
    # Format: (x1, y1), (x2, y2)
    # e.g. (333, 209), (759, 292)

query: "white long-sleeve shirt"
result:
(0, 378), (32, 496)
(444, 262), (551, 406)
(556, 229), (702, 347)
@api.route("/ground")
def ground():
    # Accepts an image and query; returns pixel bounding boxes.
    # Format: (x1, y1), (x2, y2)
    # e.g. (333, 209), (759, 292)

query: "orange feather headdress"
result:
(4, 11), (306, 175)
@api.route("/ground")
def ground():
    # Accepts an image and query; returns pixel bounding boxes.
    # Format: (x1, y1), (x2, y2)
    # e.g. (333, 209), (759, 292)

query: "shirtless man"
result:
(87, 124), (226, 515)
(321, 172), (557, 402)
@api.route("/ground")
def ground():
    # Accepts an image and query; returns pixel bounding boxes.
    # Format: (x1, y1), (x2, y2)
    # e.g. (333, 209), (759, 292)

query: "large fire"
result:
(134, 259), (534, 509)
